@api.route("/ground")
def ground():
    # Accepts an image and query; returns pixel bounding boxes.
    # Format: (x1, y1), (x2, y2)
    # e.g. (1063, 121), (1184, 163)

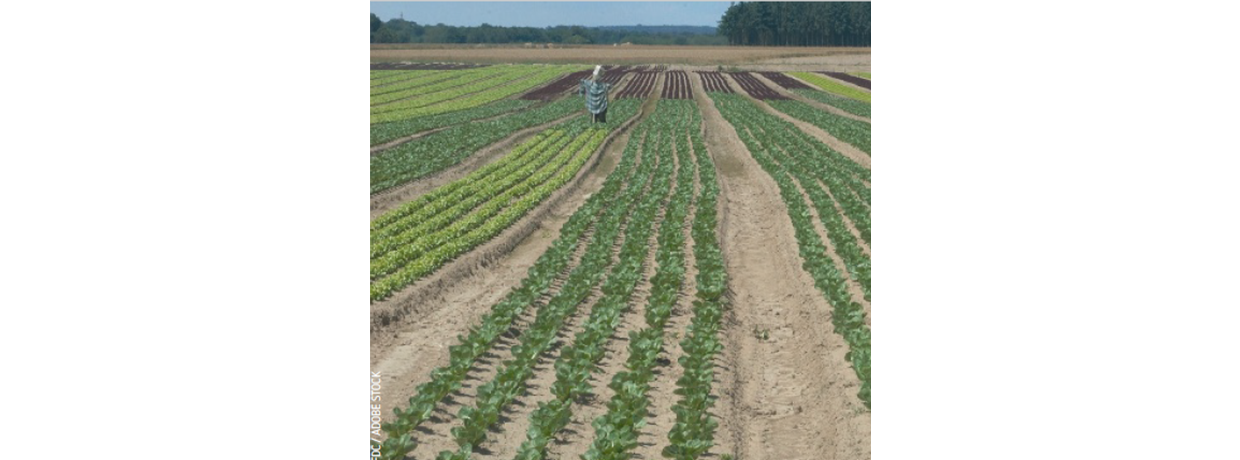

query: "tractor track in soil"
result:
(691, 69), (871, 460)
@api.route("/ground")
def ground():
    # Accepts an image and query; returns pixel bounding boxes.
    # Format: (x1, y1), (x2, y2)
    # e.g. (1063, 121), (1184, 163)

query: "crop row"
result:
(664, 99), (727, 460)
(435, 126), (671, 460)
(758, 71), (812, 90)
(696, 71), (734, 93)
(370, 69), (423, 83)
(789, 72), (871, 103)
(581, 99), (709, 460)
(727, 72), (787, 100)
(370, 70), (434, 88)
(519, 103), (689, 460)
(597, 65), (634, 84)
(370, 97), (581, 193)
(369, 129), (603, 300)
(370, 62), (488, 70)
(792, 89), (871, 118)
(391, 104), (670, 460)
(499, 100), (695, 460)
(660, 70), (691, 100)
(371, 66), (577, 124)
(712, 94), (870, 243)
(371, 70), (400, 80)
(767, 99), (871, 155)
(511, 123), (659, 460)
(821, 71), (871, 89)
(371, 65), (507, 100)
(616, 71), (658, 99)
(710, 92), (871, 406)
(377, 102), (655, 459)
(371, 66), (550, 114)
(369, 99), (534, 147)
(371, 99), (641, 296)
(722, 97), (871, 300)
(521, 69), (594, 100)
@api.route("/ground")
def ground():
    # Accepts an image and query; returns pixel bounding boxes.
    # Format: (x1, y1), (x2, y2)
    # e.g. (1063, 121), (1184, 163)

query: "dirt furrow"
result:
(693, 71), (871, 460)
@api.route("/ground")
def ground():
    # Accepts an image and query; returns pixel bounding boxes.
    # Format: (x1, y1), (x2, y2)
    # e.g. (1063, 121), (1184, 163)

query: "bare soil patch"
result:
(371, 44), (869, 68)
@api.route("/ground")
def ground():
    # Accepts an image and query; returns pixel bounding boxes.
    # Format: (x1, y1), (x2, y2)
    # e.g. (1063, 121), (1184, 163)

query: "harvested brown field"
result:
(371, 44), (870, 70)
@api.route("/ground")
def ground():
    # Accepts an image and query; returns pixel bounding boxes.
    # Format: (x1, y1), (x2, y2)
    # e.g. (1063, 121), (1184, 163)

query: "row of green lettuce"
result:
(372, 65), (581, 123)
(370, 98), (642, 301)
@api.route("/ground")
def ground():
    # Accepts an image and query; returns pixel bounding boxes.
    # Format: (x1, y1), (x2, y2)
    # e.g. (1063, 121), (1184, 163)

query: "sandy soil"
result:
(691, 69), (872, 460)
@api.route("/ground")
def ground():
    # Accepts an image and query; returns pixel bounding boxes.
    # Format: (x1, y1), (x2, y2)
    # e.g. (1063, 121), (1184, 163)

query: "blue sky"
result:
(370, 2), (731, 27)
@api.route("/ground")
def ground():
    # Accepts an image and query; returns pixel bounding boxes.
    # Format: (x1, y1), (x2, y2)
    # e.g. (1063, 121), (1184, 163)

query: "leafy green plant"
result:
(789, 72), (871, 103)
(792, 88), (871, 118)
(768, 99), (871, 155)
(753, 327), (770, 341)
(370, 99), (533, 146)
(372, 66), (583, 123)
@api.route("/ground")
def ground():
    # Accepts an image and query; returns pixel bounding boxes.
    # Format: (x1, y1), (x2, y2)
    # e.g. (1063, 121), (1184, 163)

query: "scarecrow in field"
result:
(578, 65), (612, 123)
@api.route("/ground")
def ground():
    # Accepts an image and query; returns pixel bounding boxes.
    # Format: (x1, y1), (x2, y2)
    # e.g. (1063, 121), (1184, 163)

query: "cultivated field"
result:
(369, 46), (872, 460)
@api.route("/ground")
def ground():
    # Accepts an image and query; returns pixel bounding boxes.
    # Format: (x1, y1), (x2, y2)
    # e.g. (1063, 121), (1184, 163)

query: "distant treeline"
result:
(370, 15), (727, 46)
(718, 2), (871, 46)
